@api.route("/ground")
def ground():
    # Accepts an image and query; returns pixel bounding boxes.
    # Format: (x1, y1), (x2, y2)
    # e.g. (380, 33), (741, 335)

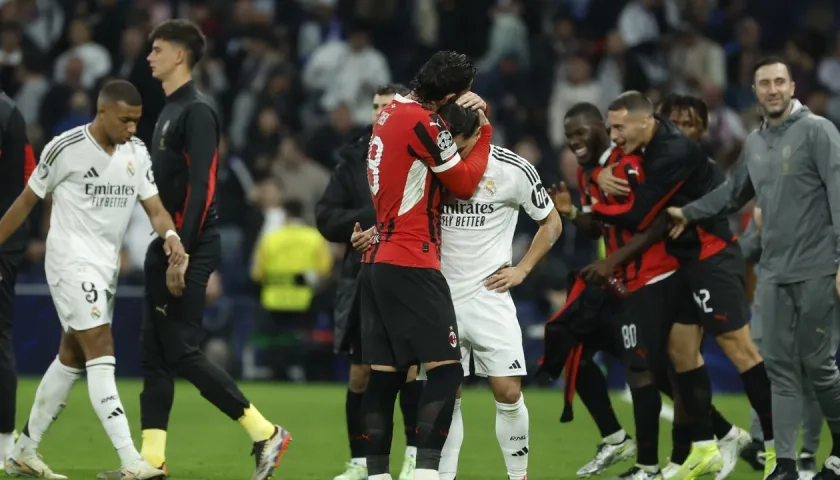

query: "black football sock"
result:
(576, 360), (623, 438)
(400, 380), (423, 447)
(741, 362), (773, 441)
(674, 366), (715, 442)
(671, 423), (692, 465)
(415, 363), (462, 471)
(630, 384), (661, 466)
(711, 406), (734, 439)
(346, 390), (366, 458)
(362, 370), (404, 474)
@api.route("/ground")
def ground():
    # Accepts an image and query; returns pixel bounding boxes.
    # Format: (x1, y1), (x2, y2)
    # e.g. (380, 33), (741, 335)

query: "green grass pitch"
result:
(11, 379), (829, 479)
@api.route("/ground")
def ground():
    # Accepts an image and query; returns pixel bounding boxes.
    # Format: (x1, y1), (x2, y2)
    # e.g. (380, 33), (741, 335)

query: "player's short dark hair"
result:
(752, 55), (792, 82)
(410, 51), (477, 104)
(564, 102), (604, 122)
(375, 84), (410, 97)
(149, 19), (206, 67)
(283, 199), (304, 219)
(437, 104), (480, 139)
(607, 91), (654, 115)
(99, 80), (142, 106)
(658, 94), (709, 128)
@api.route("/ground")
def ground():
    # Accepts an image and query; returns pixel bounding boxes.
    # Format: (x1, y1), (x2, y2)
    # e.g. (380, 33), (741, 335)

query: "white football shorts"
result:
(455, 287), (526, 377)
(50, 268), (115, 332)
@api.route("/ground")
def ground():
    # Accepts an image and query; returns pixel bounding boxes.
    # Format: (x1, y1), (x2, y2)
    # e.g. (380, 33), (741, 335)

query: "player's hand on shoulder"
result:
(666, 206), (687, 238)
(163, 236), (187, 266)
(548, 182), (573, 215)
(596, 164), (630, 196)
(484, 265), (526, 293)
(166, 258), (188, 297)
(455, 92), (487, 112)
(351, 222), (374, 252)
(580, 260), (614, 284)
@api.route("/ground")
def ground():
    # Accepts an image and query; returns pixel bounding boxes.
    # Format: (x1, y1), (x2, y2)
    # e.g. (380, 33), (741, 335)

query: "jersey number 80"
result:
(367, 135), (384, 196)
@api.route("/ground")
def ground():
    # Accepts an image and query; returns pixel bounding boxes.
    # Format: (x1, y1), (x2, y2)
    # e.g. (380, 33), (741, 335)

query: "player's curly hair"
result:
(658, 93), (709, 129)
(437, 104), (480, 139)
(149, 19), (206, 68)
(410, 51), (477, 104)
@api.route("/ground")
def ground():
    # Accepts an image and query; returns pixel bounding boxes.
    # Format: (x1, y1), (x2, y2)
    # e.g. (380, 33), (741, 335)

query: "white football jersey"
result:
(28, 125), (158, 286)
(440, 145), (554, 304)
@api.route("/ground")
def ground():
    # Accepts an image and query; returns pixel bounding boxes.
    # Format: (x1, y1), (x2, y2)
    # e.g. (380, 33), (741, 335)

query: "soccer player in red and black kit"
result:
(138, 20), (290, 480)
(552, 102), (747, 480)
(0, 90), (36, 462)
(591, 91), (775, 479)
(352, 51), (492, 480)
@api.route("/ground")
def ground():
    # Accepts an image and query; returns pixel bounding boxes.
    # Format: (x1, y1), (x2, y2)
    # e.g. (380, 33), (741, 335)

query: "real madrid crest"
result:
(91, 305), (101, 320)
(126, 161), (135, 177)
(483, 179), (497, 196)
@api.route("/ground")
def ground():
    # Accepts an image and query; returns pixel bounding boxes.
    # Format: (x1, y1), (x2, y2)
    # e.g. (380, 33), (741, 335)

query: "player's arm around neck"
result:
(436, 123), (493, 199)
(603, 212), (669, 270)
(518, 209), (562, 275)
(0, 186), (40, 247)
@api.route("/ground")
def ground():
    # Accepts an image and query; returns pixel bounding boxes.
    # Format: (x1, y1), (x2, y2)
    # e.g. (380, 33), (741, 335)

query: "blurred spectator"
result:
(784, 36), (817, 100)
(479, 0), (530, 73)
(297, 0), (344, 63)
(549, 54), (603, 148)
(302, 26), (390, 125)
(305, 104), (361, 168)
(597, 31), (650, 101)
(617, 0), (680, 48)
(14, 54), (49, 126)
(53, 18), (111, 89)
(818, 30), (840, 96)
(0, 22), (25, 95)
(669, 21), (726, 95)
(272, 136), (330, 225)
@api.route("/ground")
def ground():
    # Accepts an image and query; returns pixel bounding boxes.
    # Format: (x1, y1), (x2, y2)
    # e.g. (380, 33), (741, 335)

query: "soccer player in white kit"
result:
(0, 80), (185, 479)
(436, 101), (563, 480)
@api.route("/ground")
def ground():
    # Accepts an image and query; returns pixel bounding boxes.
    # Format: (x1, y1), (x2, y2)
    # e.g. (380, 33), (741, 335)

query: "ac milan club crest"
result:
(448, 327), (458, 348)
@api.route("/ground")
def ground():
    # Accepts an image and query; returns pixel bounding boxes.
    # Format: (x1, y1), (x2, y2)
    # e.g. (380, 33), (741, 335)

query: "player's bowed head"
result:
(94, 80), (143, 146)
(436, 103), (483, 157)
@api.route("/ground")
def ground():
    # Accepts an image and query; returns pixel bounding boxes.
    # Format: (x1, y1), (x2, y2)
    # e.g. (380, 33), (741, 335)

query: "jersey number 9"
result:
(82, 282), (98, 304)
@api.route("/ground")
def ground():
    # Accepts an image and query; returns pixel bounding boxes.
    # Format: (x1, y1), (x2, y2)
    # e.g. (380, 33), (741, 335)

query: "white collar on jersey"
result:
(393, 94), (416, 104)
(598, 143), (617, 165)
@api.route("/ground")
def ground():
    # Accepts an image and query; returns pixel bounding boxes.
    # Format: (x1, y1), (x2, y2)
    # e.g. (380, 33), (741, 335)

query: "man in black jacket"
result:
(316, 84), (423, 480)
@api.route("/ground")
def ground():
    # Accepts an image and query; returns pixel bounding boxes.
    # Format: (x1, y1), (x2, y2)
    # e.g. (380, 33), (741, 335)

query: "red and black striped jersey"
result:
(362, 94), (492, 269)
(0, 91), (36, 254)
(578, 146), (679, 291)
(589, 117), (734, 262)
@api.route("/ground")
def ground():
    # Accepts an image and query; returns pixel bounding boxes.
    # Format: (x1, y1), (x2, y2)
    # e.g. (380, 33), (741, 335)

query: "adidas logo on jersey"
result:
(83, 167), (100, 178)
(509, 360), (522, 370)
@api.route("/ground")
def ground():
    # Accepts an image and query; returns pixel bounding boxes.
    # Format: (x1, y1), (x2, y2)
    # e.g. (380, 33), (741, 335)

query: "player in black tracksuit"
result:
(0, 90), (35, 459)
(139, 20), (289, 480)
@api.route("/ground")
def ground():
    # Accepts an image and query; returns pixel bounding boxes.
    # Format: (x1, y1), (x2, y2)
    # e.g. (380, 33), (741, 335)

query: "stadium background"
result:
(5, 0), (840, 388)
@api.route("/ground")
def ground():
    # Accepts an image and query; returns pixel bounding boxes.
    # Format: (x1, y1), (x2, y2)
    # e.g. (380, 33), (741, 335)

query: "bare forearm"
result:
(517, 211), (562, 275)
(149, 211), (177, 239)
(605, 213), (669, 268)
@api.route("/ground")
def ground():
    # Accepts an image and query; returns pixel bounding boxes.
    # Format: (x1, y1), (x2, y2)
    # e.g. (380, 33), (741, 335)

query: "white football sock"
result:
(16, 357), (82, 454)
(87, 356), (141, 466)
(415, 470), (439, 480)
(405, 445), (417, 458)
(0, 431), (14, 458)
(368, 474), (392, 480)
(439, 398), (463, 480)
(496, 394), (529, 480)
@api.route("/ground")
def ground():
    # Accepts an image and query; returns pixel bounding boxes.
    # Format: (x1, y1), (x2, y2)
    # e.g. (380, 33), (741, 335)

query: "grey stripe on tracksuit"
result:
(740, 217), (824, 454)
(682, 101), (840, 461)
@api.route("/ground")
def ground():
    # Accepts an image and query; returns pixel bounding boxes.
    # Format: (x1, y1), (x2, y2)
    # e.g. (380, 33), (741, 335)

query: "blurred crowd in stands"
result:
(2, 0), (840, 380)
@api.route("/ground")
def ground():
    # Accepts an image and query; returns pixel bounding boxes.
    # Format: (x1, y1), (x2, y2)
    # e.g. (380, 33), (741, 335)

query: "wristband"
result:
(567, 205), (578, 220)
(165, 229), (180, 240)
